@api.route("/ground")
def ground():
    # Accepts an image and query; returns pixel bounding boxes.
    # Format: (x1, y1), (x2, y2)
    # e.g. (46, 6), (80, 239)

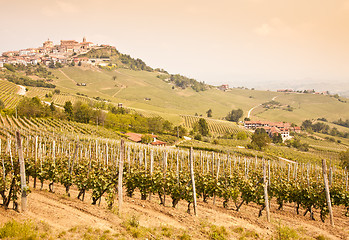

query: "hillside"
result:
(2, 44), (349, 127)
(45, 66), (349, 126)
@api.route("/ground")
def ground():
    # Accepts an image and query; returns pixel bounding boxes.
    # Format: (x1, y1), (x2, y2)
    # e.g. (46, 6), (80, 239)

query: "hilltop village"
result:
(0, 38), (110, 67)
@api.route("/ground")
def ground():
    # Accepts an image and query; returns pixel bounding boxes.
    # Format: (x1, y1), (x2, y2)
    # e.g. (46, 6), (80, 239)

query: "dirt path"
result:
(278, 156), (297, 164)
(26, 191), (119, 232)
(17, 85), (26, 96)
(112, 85), (126, 97)
(59, 69), (77, 84)
(247, 96), (278, 118)
(1, 180), (348, 239)
(43, 101), (64, 110)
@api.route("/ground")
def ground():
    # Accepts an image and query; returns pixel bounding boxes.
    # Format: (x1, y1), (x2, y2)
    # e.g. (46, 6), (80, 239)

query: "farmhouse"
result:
(217, 84), (229, 91)
(125, 132), (167, 146)
(262, 126), (290, 139)
(245, 120), (301, 140)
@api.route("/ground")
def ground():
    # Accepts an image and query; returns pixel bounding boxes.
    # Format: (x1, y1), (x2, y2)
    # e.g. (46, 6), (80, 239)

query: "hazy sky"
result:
(1, 0), (349, 91)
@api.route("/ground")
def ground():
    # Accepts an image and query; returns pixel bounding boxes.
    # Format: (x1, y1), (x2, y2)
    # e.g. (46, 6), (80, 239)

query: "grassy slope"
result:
(254, 93), (349, 124)
(52, 67), (275, 119)
(49, 66), (349, 127)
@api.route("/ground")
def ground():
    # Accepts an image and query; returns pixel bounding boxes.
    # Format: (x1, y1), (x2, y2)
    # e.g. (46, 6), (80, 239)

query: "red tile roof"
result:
(151, 140), (167, 146)
(125, 132), (158, 143)
(125, 132), (142, 142)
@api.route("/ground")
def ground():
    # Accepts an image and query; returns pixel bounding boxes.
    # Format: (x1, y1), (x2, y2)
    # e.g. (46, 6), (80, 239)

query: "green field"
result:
(2, 64), (349, 134)
(51, 67), (276, 119)
(48, 67), (349, 127)
(253, 93), (349, 124)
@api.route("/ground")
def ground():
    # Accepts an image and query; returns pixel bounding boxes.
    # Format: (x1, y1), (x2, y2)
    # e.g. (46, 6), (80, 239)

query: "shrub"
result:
(236, 131), (248, 140)
(194, 134), (202, 141)
(0, 220), (37, 239)
(276, 225), (298, 240)
(209, 225), (228, 240)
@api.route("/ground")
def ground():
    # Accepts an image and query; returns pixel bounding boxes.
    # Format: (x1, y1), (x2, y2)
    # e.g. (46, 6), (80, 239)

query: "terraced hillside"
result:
(0, 115), (120, 140)
(181, 115), (248, 135)
(0, 79), (22, 108)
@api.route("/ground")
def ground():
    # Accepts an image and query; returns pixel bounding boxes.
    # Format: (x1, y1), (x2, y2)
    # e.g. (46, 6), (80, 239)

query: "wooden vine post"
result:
(1, 139), (6, 195)
(190, 147), (197, 216)
(345, 171), (348, 191)
(34, 136), (38, 188)
(322, 159), (334, 227)
(263, 160), (270, 222)
(213, 154), (220, 205)
(149, 149), (154, 200)
(118, 139), (125, 215)
(16, 131), (27, 212)
(162, 151), (168, 206)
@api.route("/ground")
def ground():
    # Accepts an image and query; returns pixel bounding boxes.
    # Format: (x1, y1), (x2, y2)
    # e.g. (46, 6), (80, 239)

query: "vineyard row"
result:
(0, 132), (347, 226)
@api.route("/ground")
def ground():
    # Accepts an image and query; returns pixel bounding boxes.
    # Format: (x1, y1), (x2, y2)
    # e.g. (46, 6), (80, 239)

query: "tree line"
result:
(8, 96), (187, 140)
(333, 118), (349, 128)
(302, 120), (349, 139)
(2, 64), (56, 88)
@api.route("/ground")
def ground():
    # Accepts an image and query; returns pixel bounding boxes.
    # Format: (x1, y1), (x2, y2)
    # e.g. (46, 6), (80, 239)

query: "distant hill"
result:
(1, 43), (349, 127)
(78, 46), (207, 92)
(46, 65), (349, 126)
(78, 46), (153, 72)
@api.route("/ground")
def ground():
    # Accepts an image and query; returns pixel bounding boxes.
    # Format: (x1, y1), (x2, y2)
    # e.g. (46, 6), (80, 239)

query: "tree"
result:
(206, 109), (212, 118)
(272, 133), (283, 144)
(339, 149), (349, 169)
(174, 126), (187, 138)
(250, 128), (271, 150)
(64, 101), (73, 120)
(141, 134), (153, 144)
(73, 101), (93, 123)
(301, 120), (313, 130)
(49, 60), (55, 69)
(17, 97), (48, 118)
(55, 62), (63, 68)
(49, 102), (55, 112)
(148, 116), (164, 133)
(111, 106), (129, 115)
(312, 122), (330, 133)
(162, 120), (173, 133)
(236, 131), (248, 140)
(195, 118), (209, 136)
(194, 134), (202, 141)
(226, 109), (243, 122)
(93, 109), (106, 126)
(3, 64), (15, 72)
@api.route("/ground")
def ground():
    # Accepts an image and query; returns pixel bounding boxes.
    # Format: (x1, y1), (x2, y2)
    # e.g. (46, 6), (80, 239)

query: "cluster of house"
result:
(277, 89), (329, 95)
(125, 132), (167, 146)
(244, 120), (301, 140)
(217, 84), (229, 91)
(0, 37), (110, 67)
